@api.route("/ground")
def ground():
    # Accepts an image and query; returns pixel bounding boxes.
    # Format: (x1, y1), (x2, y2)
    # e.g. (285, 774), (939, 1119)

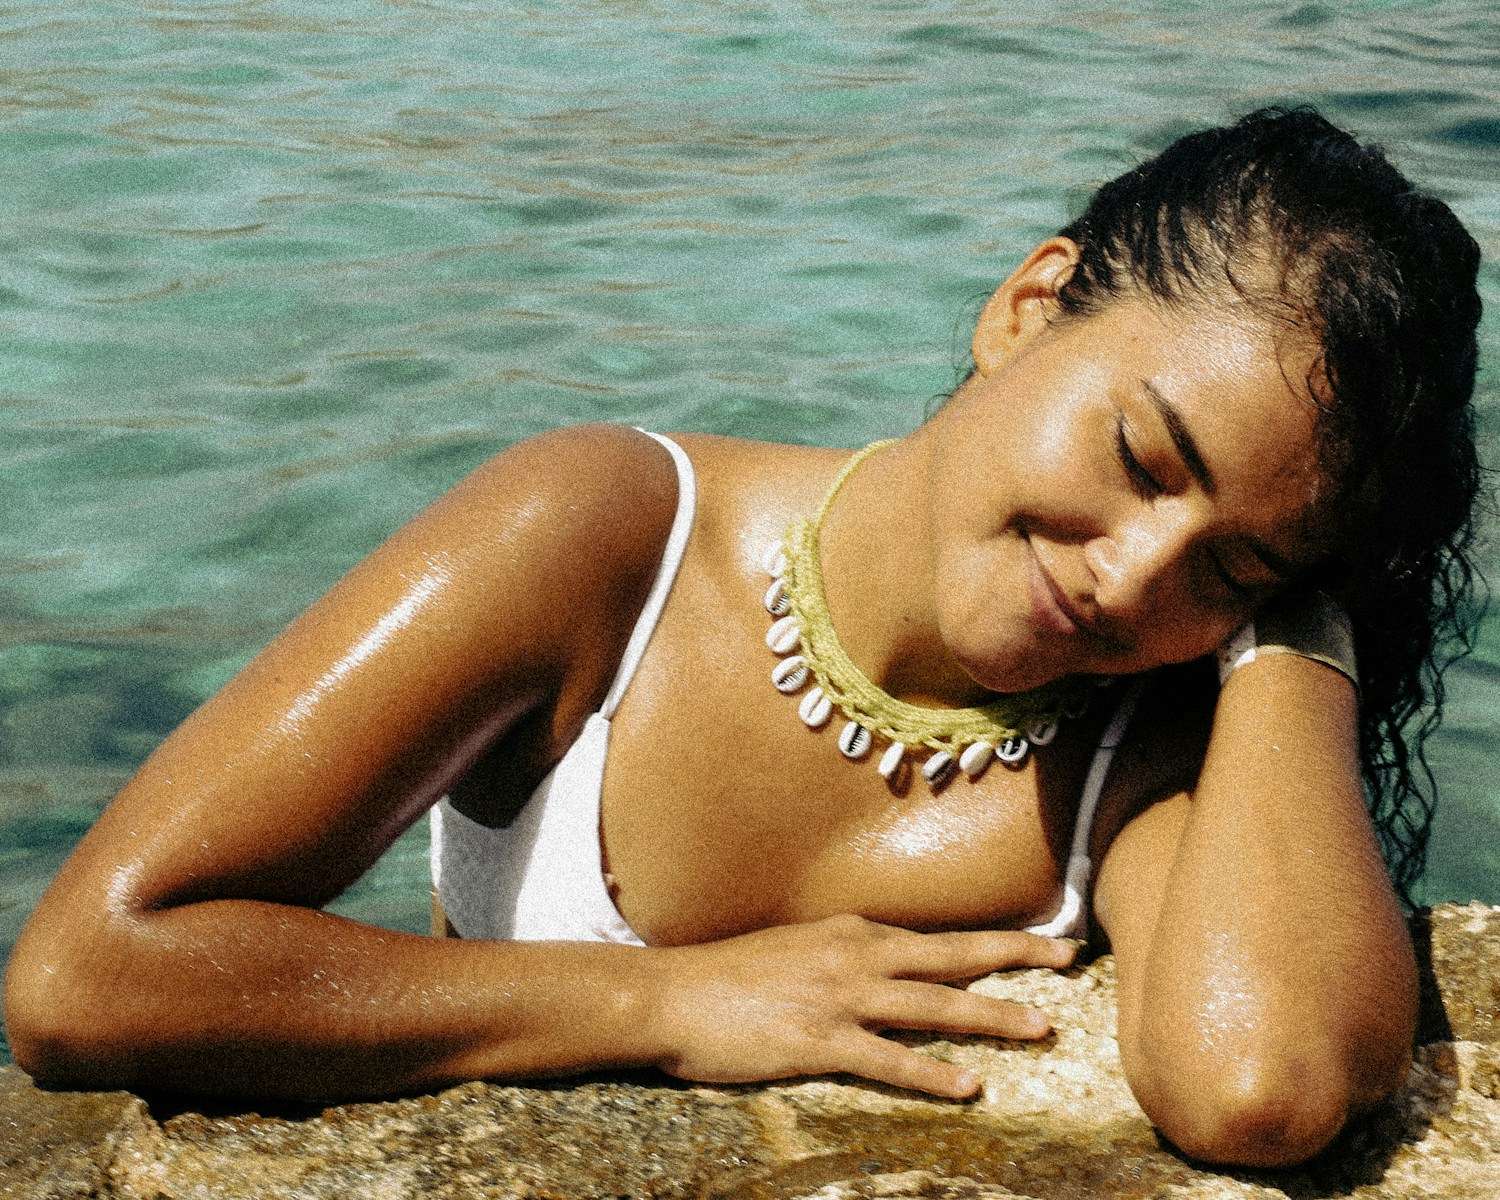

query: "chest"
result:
(595, 559), (1110, 947)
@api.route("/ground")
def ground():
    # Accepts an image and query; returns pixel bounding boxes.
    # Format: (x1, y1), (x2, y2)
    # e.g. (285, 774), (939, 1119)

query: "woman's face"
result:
(927, 267), (1334, 694)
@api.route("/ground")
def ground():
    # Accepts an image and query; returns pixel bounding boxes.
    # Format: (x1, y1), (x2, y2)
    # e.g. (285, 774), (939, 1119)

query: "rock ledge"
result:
(3, 903), (1496, 1199)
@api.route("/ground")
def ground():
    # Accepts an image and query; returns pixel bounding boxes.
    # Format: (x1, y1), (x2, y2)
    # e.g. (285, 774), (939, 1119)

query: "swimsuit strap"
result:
(1024, 677), (1144, 938)
(599, 428), (698, 720)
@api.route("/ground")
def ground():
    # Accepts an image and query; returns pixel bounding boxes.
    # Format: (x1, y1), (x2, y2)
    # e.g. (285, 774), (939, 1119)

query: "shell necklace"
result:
(761, 438), (1094, 787)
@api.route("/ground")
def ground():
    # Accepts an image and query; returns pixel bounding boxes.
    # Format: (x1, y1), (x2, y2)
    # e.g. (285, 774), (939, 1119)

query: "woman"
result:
(5, 107), (1483, 1170)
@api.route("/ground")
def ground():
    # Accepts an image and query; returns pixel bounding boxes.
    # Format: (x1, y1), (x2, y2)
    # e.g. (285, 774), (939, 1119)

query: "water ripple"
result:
(0, 0), (1496, 973)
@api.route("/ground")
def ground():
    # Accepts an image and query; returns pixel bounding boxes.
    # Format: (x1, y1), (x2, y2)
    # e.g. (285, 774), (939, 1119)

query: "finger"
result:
(859, 980), (1051, 1040)
(831, 1030), (982, 1101)
(879, 929), (1077, 982)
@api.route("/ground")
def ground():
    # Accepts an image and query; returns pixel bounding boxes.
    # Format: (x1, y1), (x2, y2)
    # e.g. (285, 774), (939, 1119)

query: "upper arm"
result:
(29, 423), (681, 925)
(1087, 670), (1209, 1076)
(1091, 782), (1191, 1093)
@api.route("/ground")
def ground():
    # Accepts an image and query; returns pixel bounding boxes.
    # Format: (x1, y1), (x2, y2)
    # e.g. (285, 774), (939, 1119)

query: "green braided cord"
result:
(781, 439), (1086, 756)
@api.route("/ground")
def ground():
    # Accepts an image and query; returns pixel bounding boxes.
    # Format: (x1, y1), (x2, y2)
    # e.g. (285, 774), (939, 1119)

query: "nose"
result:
(1082, 505), (1201, 626)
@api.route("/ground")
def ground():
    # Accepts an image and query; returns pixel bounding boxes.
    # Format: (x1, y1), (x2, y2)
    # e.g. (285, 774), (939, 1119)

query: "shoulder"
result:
(452, 422), (684, 551)
(201, 422), (695, 749)
(424, 422), (692, 679)
(413, 423), (686, 612)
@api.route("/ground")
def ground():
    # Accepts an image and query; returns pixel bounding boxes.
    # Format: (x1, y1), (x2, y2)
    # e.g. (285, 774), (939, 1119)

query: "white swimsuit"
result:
(429, 430), (1140, 944)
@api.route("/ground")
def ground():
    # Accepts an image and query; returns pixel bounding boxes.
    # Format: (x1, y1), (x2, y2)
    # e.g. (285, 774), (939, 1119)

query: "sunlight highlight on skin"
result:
(857, 809), (981, 862)
(281, 564), (451, 729)
(1193, 929), (1263, 1055)
(104, 860), (145, 916)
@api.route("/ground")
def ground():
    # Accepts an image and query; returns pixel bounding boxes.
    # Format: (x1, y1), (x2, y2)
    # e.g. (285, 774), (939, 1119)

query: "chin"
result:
(953, 640), (1063, 697)
(939, 549), (1069, 696)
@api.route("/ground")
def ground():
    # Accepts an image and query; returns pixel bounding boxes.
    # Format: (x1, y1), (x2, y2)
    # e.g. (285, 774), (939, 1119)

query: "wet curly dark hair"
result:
(1052, 105), (1485, 908)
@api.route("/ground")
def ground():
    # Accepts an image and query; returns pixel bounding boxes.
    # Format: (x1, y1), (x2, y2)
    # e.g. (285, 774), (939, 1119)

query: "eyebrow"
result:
(1142, 379), (1216, 496)
(1141, 378), (1298, 583)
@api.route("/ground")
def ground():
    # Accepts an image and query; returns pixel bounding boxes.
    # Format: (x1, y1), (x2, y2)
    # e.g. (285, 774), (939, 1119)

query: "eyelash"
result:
(1115, 415), (1163, 498)
(1115, 414), (1254, 601)
(1211, 557), (1255, 601)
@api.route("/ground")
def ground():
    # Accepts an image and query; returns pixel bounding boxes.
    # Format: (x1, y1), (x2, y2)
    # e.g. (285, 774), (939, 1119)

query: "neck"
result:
(814, 427), (995, 710)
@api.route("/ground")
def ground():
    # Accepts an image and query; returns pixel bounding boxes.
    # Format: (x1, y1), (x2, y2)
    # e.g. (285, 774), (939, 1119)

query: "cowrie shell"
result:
(922, 750), (956, 784)
(959, 741), (994, 778)
(763, 577), (791, 617)
(1026, 720), (1058, 746)
(766, 614), (801, 654)
(877, 742), (905, 780)
(837, 721), (872, 759)
(798, 686), (832, 728)
(760, 542), (787, 577)
(771, 655), (809, 693)
(997, 736), (1030, 764)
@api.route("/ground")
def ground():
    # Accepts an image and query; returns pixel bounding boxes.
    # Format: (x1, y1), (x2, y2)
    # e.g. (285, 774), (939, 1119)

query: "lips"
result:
(1026, 538), (1081, 637)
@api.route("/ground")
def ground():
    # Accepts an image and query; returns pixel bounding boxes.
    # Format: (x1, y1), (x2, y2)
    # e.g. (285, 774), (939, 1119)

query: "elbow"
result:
(4, 925), (139, 1091)
(7, 1013), (96, 1092)
(1144, 1054), (1378, 1170)
(1163, 1084), (1345, 1169)
(5, 952), (79, 1087)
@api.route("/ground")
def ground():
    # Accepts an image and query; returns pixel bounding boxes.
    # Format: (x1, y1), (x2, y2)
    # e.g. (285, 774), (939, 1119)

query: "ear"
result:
(972, 238), (1081, 377)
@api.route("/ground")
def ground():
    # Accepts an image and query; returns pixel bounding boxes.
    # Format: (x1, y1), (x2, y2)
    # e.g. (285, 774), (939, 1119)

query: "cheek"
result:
(1020, 391), (1120, 525)
(934, 538), (1008, 634)
(933, 540), (1030, 665)
(1028, 403), (1084, 480)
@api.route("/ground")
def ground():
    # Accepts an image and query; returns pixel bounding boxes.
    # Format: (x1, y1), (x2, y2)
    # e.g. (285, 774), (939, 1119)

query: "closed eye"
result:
(1208, 551), (1256, 601)
(1115, 413), (1164, 498)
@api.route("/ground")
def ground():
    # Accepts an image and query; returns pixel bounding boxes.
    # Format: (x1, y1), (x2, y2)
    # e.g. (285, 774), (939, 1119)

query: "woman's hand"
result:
(648, 914), (1077, 1099)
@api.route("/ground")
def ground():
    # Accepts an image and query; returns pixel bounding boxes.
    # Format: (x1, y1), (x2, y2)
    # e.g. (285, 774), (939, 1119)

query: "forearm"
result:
(6, 900), (664, 1101)
(8, 902), (1083, 1106)
(1122, 655), (1416, 1159)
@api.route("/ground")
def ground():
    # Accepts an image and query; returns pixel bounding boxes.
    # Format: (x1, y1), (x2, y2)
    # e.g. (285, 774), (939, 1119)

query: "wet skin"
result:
(594, 241), (1336, 949)
(4, 239), (1417, 1169)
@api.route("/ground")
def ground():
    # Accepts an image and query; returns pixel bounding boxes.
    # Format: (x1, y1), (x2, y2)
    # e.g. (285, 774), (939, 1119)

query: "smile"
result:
(1023, 535), (1132, 656)
(1026, 537), (1081, 637)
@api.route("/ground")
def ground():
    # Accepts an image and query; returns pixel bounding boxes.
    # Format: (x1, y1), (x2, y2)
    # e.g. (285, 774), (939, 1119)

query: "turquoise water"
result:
(2, 3), (1497, 1060)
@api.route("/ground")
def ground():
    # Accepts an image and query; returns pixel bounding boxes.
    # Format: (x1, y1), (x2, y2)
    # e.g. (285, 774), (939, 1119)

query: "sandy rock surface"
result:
(3, 903), (1496, 1199)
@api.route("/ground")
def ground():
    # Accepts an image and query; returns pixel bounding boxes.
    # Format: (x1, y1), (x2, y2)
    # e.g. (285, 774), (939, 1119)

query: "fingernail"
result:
(955, 1069), (979, 1094)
